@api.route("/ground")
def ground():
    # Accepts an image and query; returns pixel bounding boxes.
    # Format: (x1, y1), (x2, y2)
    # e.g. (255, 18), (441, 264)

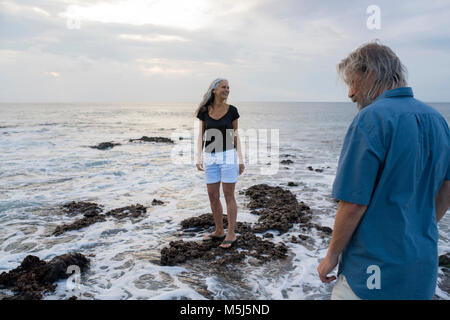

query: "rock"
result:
(105, 204), (147, 219)
(89, 142), (121, 150)
(0, 253), (89, 300)
(243, 184), (311, 234)
(160, 233), (287, 267)
(152, 199), (164, 206)
(180, 213), (252, 235)
(52, 202), (147, 236)
(439, 253), (450, 268)
(52, 214), (106, 236)
(61, 201), (103, 217)
(129, 136), (174, 144)
(287, 182), (298, 187)
(280, 160), (294, 165)
(307, 166), (324, 173)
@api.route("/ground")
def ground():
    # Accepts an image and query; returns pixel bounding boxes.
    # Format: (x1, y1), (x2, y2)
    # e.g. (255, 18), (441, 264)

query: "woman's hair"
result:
(194, 78), (227, 117)
(338, 40), (408, 101)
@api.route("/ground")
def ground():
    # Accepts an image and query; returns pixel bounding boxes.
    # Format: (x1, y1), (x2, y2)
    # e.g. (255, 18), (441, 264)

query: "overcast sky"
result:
(1, 0), (449, 102)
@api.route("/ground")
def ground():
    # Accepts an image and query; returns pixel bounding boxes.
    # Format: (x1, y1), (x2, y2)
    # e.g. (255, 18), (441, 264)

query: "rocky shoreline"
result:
(0, 253), (89, 300)
(1, 183), (449, 300)
(160, 184), (332, 268)
(89, 136), (175, 150)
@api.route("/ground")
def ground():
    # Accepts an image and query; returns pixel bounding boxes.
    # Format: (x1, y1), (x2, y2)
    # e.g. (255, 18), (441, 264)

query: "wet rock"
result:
(129, 136), (174, 144)
(90, 142), (121, 150)
(180, 213), (252, 235)
(312, 224), (332, 235)
(0, 253), (89, 300)
(307, 166), (324, 173)
(290, 234), (312, 244)
(439, 253), (450, 268)
(52, 214), (106, 236)
(160, 233), (287, 267)
(152, 199), (164, 206)
(280, 160), (294, 165)
(105, 204), (147, 219)
(287, 182), (298, 187)
(243, 184), (311, 234)
(53, 202), (147, 236)
(61, 201), (103, 217)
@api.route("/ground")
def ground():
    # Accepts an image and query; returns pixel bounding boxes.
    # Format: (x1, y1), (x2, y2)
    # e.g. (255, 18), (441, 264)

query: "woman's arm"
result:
(232, 119), (245, 174)
(196, 120), (205, 170)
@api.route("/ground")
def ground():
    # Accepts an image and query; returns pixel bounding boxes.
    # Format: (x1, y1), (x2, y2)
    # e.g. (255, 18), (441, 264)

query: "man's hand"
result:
(317, 201), (368, 284)
(239, 163), (245, 175)
(318, 254), (338, 283)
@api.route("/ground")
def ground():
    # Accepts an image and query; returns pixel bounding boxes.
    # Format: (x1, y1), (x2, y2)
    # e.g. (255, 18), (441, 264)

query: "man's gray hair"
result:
(338, 41), (408, 101)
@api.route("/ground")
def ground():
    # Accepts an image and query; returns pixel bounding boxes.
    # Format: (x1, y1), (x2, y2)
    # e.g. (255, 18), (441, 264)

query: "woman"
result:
(195, 78), (245, 249)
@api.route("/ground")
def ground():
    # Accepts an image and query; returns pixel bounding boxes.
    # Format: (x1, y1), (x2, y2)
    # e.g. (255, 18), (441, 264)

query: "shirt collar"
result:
(374, 87), (414, 101)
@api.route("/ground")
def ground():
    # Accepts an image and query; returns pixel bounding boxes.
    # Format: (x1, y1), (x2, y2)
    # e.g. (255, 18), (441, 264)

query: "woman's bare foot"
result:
(203, 231), (225, 241)
(219, 234), (237, 248)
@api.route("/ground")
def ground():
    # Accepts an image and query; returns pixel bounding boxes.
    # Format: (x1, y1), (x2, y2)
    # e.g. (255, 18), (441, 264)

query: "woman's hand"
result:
(239, 163), (245, 175)
(196, 160), (204, 171)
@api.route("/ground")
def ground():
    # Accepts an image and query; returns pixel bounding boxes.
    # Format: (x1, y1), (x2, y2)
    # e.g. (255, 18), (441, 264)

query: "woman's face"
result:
(213, 80), (229, 101)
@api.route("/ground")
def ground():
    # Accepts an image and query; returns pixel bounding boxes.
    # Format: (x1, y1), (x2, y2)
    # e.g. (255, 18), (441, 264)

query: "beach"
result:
(0, 102), (449, 300)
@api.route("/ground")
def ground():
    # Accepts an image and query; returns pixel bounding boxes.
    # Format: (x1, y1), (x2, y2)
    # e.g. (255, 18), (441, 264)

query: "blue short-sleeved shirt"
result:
(332, 87), (450, 300)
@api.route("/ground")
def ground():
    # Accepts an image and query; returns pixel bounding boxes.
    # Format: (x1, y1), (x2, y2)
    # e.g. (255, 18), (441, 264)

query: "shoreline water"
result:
(0, 102), (449, 300)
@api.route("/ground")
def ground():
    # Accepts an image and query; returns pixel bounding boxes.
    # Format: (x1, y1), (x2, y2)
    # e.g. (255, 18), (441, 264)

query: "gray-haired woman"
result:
(194, 78), (245, 249)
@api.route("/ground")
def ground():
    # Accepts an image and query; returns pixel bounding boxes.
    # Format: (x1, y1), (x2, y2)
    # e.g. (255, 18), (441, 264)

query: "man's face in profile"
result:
(346, 72), (373, 110)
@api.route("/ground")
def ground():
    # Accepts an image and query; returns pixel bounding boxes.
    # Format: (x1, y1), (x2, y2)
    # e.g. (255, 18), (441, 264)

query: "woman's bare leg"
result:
(204, 182), (224, 238)
(220, 182), (237, 247)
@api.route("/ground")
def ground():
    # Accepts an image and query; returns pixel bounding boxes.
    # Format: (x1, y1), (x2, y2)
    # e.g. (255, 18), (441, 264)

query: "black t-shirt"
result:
(196, 104), (240, 153)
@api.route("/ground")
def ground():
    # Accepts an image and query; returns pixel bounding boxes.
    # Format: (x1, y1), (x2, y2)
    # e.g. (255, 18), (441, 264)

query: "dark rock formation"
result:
(52, 201), (147, 236)
(160, 184), (331, 268)
(242, 184), (311, 234)
(0, 253), (89, 300)
(307, 166), (324, 173)
(160, 234), (287, 267)
(152, 199), (165, 206)
(89, 142), (121, 150)
(53, 214), (106, 236)
(105, 204), (147, 219)
(280, 159), (294, 165)
(129, 136), (174, 144)
(61, 201), (103, 217)
(439, 253), (450, 268)
(287, 182), (298, 187)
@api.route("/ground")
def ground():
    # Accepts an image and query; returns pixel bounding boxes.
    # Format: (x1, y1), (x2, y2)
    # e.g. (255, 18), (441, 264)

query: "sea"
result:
(0, 101), (449, 300)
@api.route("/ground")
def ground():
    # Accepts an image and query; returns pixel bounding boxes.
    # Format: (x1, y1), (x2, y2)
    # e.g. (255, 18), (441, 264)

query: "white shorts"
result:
(331, 274), (361, 300)
(203, 149), (239, 184)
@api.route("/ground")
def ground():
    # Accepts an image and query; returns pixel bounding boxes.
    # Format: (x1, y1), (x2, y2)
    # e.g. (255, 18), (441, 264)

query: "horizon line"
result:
(1, 101), (450, 104)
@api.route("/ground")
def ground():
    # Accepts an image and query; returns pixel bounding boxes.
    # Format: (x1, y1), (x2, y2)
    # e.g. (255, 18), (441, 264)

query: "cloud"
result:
(0, 0), (450, 102)
(118, 33), (189, 43)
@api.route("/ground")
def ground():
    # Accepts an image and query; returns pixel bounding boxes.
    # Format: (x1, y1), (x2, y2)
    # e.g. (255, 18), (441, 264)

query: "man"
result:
(318, 41), (450, 299)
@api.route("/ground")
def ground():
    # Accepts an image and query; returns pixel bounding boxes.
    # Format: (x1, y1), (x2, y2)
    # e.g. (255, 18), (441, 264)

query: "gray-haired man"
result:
(318, 41), (450, 299)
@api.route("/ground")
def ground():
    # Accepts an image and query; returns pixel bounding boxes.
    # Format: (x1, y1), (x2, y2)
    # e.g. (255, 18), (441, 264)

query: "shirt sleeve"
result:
(232, 106), (240, 121)
(331, 118), (384, 206)
(196, 110), (205, 121)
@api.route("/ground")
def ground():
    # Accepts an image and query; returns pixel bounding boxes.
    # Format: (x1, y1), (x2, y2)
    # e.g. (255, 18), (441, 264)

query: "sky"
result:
(1, 0), (450, 103)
